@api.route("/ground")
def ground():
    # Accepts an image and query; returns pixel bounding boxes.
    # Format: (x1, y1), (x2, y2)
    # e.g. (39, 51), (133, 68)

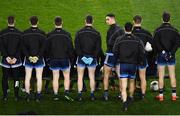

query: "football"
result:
(150, 81), (159, 91)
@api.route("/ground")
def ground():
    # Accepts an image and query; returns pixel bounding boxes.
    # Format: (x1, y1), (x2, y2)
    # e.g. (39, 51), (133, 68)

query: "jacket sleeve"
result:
(43, 37), (51, 59)
(1, 35), (8, 57)
(171, 32), (180, 54)
(39, 34), (47, 57)
(109, 29), (124, 49)
(21, 35), (30, 57)
(67, 34), (74, 58)
(15, 34), (23, 58)
(112, 38), (119, 58)
(99, 48), (105, 67)
(146, 32), (156, 56)
(94, 33), (102, 58)
(74, 32), (82, 56)
(153, 30), (163, 54)
(138, 40), (146, 66)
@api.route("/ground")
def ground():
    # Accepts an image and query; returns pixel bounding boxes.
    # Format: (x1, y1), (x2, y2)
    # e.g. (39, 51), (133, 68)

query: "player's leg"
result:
(115, 64), (122, 99)
(168, 65), (177, 101)
(35, 67), (43, 101)
(156, 65), (165, 101)
(2, 67), (10, 101)
(77, 66), (85, 101)
(25, 67), (33, 101)
(63, 69), (70, 95)
(12, 67), (21, 101)
(139, 68), (147, 99)
(128, 64), (137, 103)
(52, 70), (60, 100)
(88, 66), (96, 101)
(121, 78), (128, 111)
(129, 79), (135, 101)
(103, 53), (116, 100)
(118, 78), (122, 99)
(103, 65), (111, 100)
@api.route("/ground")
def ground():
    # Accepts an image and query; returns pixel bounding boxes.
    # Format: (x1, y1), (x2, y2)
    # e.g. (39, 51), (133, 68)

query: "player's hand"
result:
(11, 58), (17, 64)
(28, 56), (34, 63)
(162, 51), (173, 61)
(32, 56), (39, 63)
(167, 52), (174, 60)
(6, 57), (13, 64)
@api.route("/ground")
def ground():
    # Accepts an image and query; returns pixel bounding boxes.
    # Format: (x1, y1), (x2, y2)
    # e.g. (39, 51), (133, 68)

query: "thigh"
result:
(121, 78), (128, 89)
(167, 65), (175, 77)
(77, 66), (85, 77)
(25, 67), (33, 79)
(88, 67), (96, 77)
(35, 67), (44, 76)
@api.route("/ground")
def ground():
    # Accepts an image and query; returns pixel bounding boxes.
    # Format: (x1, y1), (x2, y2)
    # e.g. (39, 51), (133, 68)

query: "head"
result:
(30, 16), (38, 27)
(8, 16), (15, 27)
(162, 11), (170, 23)
(85, 15), (93, 26)
(124, 22), (133, 33)
(133, 15), (142, 26)
(105, 13), (116, 25)
(55, 16), (62, 28)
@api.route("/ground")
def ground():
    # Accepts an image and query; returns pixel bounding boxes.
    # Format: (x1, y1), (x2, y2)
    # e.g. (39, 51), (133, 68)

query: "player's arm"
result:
(138, 40), (146, 66)
(171, 32), (180, 55)
(94, 33), (102, 58)
(74, 32), (82, 56)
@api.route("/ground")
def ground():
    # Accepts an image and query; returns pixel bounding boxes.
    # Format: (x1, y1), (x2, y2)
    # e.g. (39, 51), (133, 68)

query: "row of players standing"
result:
(0, 15), (102, 102)
(0, 12), (180, 109)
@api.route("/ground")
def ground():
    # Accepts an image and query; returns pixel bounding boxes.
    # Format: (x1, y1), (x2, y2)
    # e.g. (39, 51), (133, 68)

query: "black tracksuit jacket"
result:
(0, 26), (22, 58)
(154, 23), (180, 55)
(22, 27), (46, 57)
(106, 24), (124, 53)
(113, 33), (146, 65)
(74, 26), (101, 58)
(46, 28), (74, 59)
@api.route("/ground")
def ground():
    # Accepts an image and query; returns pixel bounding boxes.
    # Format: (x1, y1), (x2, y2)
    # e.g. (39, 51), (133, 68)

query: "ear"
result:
(133, 20), (135, 25)
(161, 18), (164, 23)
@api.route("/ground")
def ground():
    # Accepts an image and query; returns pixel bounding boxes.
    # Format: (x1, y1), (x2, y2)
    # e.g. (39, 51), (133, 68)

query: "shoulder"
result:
(37, 28), (46, 35)
(0, 28), (9, 35)
(62, 29), (71, 36)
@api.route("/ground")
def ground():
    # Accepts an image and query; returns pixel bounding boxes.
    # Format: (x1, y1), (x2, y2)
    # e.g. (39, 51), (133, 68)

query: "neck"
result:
(125, 31), (132, 34)
(110, 22), (116, 25)
(55, 25), (62, 28)
(134, 24), (141, 27)
(31, 25), (38, 28)
(86, 23), (92, 26)
(163, 21), (170, 24)
(8, 24), (15, 27)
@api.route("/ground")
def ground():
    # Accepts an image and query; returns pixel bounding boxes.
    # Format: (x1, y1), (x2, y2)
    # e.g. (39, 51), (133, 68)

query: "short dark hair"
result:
(133, 15), (142, 24)
(86, 15), (93, 24)
(106, 13), (115, 18)
(8, 16), (15, 25)
(55, 16), (62, 26)
(125, 22), (133, 32)
(162, 11), (170, 22)
(30, 16), (38, 25)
